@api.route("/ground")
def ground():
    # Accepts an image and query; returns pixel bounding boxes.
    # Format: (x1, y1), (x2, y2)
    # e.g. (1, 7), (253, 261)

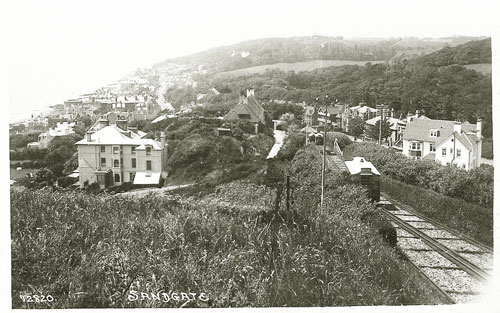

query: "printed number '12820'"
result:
(20, 294), (54, 303)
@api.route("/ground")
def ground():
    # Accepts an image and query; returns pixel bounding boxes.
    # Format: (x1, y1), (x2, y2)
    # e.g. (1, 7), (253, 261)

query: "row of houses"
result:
(72, 89), (483, 190)
(304, 102), (483, 171)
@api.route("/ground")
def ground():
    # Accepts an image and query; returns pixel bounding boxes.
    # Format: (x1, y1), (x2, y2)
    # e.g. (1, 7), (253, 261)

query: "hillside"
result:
(153, 36), (486, 74)
(164, 38), (492, 138)
(414, 38), (491, 67)
(213, 59), (385, 79)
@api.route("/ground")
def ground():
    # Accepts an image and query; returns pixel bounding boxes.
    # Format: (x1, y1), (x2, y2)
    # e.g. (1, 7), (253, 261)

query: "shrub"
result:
(363, 209), (397, 247)
(381, 176), (493, 246)
(344, 142), (493, 208)
(57, 176), (78, 188)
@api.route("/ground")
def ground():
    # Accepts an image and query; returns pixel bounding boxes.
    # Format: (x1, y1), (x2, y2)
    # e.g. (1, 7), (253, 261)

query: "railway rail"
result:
(379, 197), (492, 304)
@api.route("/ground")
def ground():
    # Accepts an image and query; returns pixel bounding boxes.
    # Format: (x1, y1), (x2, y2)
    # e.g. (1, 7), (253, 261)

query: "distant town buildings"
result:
(27, 122), (76, 149)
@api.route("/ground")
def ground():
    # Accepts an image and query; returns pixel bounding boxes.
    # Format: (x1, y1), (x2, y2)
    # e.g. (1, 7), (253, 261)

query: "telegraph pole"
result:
(321, 95), (328, 207)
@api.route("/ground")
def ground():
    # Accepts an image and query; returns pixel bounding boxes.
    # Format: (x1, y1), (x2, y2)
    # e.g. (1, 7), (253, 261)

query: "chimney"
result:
(160, 131), (166, 148)
(453, 121), (462, 133)
(127, 126), (138, 134)
(391, 108), (394, 118)
(476, 119), (482, 139)
(406, 112), (412, 123)
(116, 118), (127, 131)
(246, 89), (255, 97)
(86, 131), (93, 142)
(415, 110), (420, 118)
(98, 118), (109, 130)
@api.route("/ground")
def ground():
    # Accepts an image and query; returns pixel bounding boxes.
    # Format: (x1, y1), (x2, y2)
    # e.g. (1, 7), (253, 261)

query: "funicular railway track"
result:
(321, 147), (492, 304)
(379, 195), (492, 304)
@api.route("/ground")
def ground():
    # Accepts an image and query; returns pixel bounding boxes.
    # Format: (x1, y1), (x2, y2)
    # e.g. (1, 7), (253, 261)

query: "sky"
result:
(5, 0), (498, 122)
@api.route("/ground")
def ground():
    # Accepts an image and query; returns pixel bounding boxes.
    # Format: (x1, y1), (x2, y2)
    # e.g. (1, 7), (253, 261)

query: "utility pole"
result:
(321, 95), (328, 207)
(378, 115), (382, 145)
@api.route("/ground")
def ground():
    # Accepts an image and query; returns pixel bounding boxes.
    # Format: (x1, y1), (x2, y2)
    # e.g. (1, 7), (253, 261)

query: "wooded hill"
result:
(165, 38), (492, 137)
(154, 36), (486, 73)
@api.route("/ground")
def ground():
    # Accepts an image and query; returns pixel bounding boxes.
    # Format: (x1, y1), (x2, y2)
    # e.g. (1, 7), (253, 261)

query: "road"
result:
(116, 183), (193, 197)
(266, 130), (287, 159)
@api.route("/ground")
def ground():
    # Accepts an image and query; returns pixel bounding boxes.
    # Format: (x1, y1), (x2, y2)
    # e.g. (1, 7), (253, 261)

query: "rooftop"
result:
(76, 125), (162, 149)
(344, 157), (380, 176)
(402, 119), (477, 143)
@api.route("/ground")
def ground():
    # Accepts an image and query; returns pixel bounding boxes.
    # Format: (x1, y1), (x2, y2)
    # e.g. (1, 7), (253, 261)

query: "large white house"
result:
(75, 123), (167, 189)
(402, 118), (482, 170)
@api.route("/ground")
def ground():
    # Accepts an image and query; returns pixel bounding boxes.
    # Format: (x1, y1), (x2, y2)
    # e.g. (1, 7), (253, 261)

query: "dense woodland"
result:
(156, 36), (486, 73)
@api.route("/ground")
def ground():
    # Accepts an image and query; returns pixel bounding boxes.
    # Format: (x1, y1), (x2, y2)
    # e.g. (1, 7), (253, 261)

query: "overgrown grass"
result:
(11, 145), (448, 308)
(11, 185), (445, 308)
(381, 176), (493, 246)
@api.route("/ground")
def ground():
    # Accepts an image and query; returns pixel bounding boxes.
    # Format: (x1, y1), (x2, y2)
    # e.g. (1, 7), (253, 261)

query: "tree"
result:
(349, 117), (365, 140)
(365, 119), (392, 143)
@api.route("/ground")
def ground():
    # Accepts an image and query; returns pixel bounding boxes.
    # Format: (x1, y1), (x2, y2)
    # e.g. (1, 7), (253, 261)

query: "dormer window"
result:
(430, 129), (439, 137)
(146, 146), (151, 155)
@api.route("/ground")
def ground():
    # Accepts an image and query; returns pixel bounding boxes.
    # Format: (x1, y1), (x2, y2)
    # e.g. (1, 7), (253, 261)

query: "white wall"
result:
(435, 137), (471, 170)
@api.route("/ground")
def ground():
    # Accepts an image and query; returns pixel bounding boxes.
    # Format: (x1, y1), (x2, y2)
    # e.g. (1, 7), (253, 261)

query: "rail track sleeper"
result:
(381, 192), (493, 253)
(381, 209), (489, 282)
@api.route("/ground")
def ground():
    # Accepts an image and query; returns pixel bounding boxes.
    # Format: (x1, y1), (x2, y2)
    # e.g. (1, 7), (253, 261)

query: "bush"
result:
(381, 176), (492, 246)
(57, 176), (78, 188)
(344, 142), (493, 208)
(363, 209), (397, 247)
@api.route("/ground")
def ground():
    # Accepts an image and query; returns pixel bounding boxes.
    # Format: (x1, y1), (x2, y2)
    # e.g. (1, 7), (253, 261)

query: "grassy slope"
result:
(10, 149), (448, 308)
(464, 63), (492, 74)
(213, 59), (385, 79)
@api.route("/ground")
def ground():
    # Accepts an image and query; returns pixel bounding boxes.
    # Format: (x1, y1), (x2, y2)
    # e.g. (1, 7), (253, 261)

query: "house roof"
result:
(402, 119), (477, 143)
(151, 115), (167, 123)
(435, 131), (474, 151)
(344, 157), (380, 176)
(223, 96), (265, 123)
(365, 116), (406, 130)
(76, 125), (162, 149)
(133, 172), (161, 185)
(300, 126), (317, 133)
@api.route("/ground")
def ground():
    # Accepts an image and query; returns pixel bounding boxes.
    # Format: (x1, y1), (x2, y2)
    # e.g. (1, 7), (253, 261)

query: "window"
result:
(449, 148), (453, 154)
(114, 174), (120, 183)
(410, 141), (421, 150)
(430, 129), (439, 137)
(131, 146), (136, 154)
(113, 146), (120, 154)
(430, 143), (436, 152)
(237, 114), (251, 119)
(130, 172), (135, 182)
(146, 160), (152, 170)
(146, 146), (151, 155)
(114, 159), (119, 167)
(456, 149), (461, 159)
(100, 157), (106, 167)
(132, 158), (136, 168)
(442, 148), (447, 156)
(101, 146), (105, 153)
(462, 164), (466, 169)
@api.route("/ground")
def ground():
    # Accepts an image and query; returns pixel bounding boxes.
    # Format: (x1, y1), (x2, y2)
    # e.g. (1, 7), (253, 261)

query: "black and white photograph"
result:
(1, 0), (499, 311)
